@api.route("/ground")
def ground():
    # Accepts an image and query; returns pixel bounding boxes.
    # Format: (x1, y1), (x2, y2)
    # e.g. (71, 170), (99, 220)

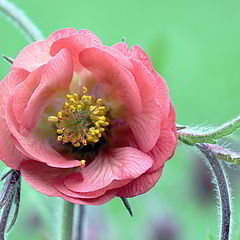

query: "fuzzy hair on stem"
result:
(196, 143), (232, 240)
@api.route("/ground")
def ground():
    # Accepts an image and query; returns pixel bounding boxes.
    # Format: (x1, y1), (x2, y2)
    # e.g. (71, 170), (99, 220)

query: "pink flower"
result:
(0, 28), (176, 205)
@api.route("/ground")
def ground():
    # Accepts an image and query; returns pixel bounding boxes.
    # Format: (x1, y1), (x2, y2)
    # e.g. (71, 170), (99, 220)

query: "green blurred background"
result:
(1, 0), (240, 239)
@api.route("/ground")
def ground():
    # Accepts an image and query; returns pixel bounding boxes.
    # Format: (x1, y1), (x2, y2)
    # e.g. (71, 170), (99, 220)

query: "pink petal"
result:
(113, 43), (170, 121)
(50, 32), (100, 71)
(55, 168), (124, 201)
(155, 72), (170, 121)
(6, 96), (81, 168)
(64, 147), (153, 193)
(112, 43), (155, 76)
(12, 66), (44, 124)
(100, 45), (133, 71)
(148, 130), (176, 172)
(57, 189), (117, 206)
(13, 40), (51, 72)
(55, 176), (130, 199)
(0, 70), (29, 169)
(0, 114), (28, 170)
(111, 42), (131, 57)
(79, 47), (142, 115)
(130, 45), (154, 75)
(131, 45), (170, 121)
(48, 28), (101, 52)
(168, 100), (177, 134)
(19, 48), (73, 132)
(13, 28), (78, 72)
(20, 160), (71, 197)
(117, 169), (162, 198)
(78, 29), (101, 43)
(21, 160), (116, 205)
(48, 28), (77, 45)
(111, 45), (170, 151)
(148, 102), (177, 172)
(116, 102), (176, 199)
(0, 70), (29, 106)
(127, 60), (163, 152)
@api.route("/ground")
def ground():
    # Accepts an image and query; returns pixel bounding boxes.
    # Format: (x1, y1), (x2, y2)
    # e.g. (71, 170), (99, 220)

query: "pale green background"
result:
(1, 0), (240, 239)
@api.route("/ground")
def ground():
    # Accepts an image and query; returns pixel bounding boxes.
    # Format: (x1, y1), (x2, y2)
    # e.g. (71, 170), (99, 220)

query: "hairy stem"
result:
(72, 205), (85, 240)
(0, 0), (44, 42)
(61, 201), (74, 240)
(196, 143), (231, 240)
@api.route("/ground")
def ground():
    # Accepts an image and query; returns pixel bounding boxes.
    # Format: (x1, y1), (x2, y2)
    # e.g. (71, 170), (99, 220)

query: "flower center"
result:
(48, 86), (109, 149)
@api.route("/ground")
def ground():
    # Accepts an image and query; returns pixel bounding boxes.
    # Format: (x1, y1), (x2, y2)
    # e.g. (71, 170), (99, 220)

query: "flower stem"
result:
(178, 116), (240, 146)
(0, 0), (44, 42)
(72, 205), (85, 240)
(61, 201), (74, 240)
(196, 143), (232, 240)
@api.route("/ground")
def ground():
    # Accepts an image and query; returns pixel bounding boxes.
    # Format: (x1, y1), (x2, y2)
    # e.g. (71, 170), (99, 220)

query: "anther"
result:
(83, 86), (88, 94)
(96, 99), (103, 105)
(89, 105), (96, 112)
(79, 160), (86, 167)
(73, 93), (78, 99)
(77, 105), (82, 111)
(64, 102), (70, 108)
(57, 129), (63, 134)
(66, 94), (73, 99)
(69, 98), (75, 103)
(69, 105), (76, 112)
(57, 136), (63, 141)
(48, 116), (58, 123)
(74, 142), (81, 147)
(57, 112), (63, 119)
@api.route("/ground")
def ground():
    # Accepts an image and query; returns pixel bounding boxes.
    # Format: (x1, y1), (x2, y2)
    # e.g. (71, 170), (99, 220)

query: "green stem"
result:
(178, 115), (240, 146)
(61, 201), (74, 240)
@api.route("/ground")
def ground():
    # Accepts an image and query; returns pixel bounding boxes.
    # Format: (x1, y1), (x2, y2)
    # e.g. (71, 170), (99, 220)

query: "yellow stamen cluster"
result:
(48, 86), (109, 148)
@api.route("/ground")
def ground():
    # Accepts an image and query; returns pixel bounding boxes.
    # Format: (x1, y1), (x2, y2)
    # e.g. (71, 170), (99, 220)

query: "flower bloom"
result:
(0, 29), (176, 205)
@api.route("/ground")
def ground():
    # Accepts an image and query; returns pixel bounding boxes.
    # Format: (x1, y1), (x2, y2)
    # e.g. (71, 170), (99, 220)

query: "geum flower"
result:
(0, 29), (176, 205)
